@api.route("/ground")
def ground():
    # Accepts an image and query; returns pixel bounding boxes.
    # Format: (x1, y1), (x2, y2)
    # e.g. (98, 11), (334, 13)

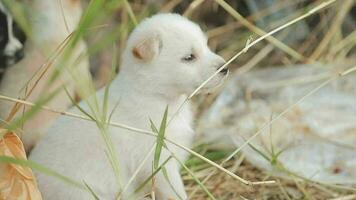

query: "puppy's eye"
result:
(182, 54), (196, 62)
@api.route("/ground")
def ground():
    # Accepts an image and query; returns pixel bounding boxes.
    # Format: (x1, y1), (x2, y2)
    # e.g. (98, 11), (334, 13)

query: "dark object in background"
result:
(0, 3), (26, 80)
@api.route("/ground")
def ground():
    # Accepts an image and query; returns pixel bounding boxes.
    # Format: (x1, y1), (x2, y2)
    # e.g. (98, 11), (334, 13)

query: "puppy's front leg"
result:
(155, 159), (187, 200)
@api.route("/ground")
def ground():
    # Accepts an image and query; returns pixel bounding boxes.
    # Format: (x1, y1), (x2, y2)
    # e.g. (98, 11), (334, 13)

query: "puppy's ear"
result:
(132, 35), (161, 62)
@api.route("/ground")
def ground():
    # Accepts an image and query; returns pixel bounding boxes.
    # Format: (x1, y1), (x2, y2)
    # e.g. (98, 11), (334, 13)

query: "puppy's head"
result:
(122, 13), (228, 97)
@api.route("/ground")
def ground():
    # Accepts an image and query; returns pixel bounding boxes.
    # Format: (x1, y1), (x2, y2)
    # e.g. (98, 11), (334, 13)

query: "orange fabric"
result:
(0, 131), (42, 200)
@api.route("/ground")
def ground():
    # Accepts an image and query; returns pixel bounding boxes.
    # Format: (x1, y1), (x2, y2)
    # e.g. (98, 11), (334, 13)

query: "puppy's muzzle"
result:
(216, 61), (229, 75)
(220, 67), (229, 75)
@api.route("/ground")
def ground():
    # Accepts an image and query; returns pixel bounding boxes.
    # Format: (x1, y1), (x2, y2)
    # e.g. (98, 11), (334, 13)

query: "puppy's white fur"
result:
(0, 0), (89, 151)
(30, 13), (226, 200)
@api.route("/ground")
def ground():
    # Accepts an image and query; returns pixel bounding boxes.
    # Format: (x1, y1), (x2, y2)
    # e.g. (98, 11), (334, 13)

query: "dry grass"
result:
(183, 149), (356, 200)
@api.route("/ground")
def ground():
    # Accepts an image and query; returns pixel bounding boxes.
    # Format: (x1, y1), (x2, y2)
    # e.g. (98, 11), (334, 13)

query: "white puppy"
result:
(0, 0), (89, 151)
(30, 13), (227, 200)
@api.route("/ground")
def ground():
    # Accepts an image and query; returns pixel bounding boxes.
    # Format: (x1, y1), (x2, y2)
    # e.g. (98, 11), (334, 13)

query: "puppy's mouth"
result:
(199, 72), (229, 94)
(220, 67), (229, 76)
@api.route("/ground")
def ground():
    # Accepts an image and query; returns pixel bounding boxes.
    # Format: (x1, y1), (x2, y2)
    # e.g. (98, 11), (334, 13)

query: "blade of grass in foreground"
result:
(0, 156), (85, 190)
(174, 154), (217, 200)
(66, 84), (123, 189)
(97, 102), (122, 189)
(48, 0), (106, 85)
(150, 114), (184, 200)
(0, 156), (102, 199)
(117, 144), (155, 200)
(3, 86), (62, 136)
(161, 167), (184, 200)
(63, 87), (96, 121)
(83, 181), (100, 200)
(151, 110), (215, 200)
(133, 156), (172, 196)
(102, 45), (118, 124)
(152, 106), (168, 170)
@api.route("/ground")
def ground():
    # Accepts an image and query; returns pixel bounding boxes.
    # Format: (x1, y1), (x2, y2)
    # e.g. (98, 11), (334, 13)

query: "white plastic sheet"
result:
(198, 63), (356, 184)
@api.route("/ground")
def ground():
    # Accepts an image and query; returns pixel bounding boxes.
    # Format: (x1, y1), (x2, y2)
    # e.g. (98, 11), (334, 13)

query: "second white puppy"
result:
(30, 13), (228, 200)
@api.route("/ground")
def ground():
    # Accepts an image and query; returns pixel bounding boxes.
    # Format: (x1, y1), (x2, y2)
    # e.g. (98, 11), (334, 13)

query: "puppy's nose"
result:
(216, 60), (229, 75)
(220, 67), (229, 75)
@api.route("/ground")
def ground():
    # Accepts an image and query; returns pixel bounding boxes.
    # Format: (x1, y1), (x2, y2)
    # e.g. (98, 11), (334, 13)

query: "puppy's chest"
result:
(167, 111), (194, 141)
(112, 101), (194, 148)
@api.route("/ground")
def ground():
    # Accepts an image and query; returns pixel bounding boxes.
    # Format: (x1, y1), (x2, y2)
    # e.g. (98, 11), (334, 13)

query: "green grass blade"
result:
(63, 87), (96, 121)
(174, 155), (217, 200)
(108, 100), (120, 125)
(102, 45), (117, 123)
(149, 118), (159, 134)
(123, 0), (138, 25)
(247, 142), (271, 163)
(0, 156), (85, 190)
(185, 150), (231, 168)
(83, 181), (101, 200)
(5, 87), (62, 133)
(101, 129), (122, 188)
(153, 106), (168, 169)
(161, 167), (183, 200)
(133, 156), (172, 195)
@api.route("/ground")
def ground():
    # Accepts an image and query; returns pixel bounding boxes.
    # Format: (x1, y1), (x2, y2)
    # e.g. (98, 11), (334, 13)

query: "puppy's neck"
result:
(112, 70), (187, 108)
